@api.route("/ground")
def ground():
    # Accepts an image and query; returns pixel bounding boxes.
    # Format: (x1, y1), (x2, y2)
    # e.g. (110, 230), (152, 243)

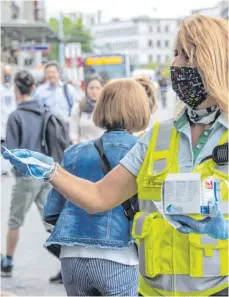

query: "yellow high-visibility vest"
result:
(132, 119), (228, 296)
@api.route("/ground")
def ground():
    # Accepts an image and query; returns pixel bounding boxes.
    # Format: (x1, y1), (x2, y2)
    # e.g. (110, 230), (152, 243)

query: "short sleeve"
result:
(120, 128), (153, 176)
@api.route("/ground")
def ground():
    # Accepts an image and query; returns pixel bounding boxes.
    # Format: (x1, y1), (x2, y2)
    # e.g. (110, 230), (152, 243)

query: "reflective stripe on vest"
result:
(134, 121), (229, 296)
(137, 118), (180, 205)
(153, 118), (174, 173)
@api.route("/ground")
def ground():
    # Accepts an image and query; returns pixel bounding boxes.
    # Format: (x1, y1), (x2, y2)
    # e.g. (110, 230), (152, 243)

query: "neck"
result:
(49, 80), (59, 87)
(20, 95), (31, 103)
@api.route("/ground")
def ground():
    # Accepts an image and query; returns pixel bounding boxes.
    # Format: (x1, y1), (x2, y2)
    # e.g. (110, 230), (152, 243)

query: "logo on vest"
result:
(143, 180), (163, 187)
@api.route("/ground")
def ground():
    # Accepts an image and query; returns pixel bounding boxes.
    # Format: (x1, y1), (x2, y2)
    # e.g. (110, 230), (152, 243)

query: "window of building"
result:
(148, 55), (153, 63)
(165, 40), (169, 48)
(149, 25), (153, 33)
(148, 40), (153, 47)
(157, 55), (161, 62)
(165, 25), (169, 33)
(157, 40), (161, 47)
(157, 26), (161, 33)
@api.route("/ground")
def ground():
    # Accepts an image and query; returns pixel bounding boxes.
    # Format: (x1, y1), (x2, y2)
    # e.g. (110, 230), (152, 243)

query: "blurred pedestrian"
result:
(34, 61), (80, 123)
(1, 71), (52, 277)
(44, 78), (151, 296)
(133, 76), (158, 135)
(158, 73), (168, 108)
(70, 76), (104, 143)
(1, 65), (16, 175)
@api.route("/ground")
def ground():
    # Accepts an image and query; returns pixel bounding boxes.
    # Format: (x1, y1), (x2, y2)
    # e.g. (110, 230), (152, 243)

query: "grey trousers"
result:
(8, 176), (52, 230)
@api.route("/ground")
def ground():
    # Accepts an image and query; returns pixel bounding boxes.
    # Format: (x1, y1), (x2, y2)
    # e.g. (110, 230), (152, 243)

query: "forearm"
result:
(49, 164), (137, 214)
(50, 166), (102, 213)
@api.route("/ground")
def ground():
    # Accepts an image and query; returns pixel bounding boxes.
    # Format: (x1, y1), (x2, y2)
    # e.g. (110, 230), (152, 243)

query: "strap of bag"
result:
(94, 137), (136, 221)
(63, 84), (73, 116)
(41, 110), (52, 155)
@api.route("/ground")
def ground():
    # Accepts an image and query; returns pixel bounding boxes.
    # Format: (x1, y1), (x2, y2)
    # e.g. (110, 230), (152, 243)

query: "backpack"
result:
(41, 111), (70, 163)
(63, 83), (73, 116)
(94, 137), (139, 221)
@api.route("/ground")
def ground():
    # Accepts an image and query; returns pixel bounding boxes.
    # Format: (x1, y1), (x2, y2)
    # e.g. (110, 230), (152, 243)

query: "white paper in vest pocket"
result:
(163, 173), (201, 215)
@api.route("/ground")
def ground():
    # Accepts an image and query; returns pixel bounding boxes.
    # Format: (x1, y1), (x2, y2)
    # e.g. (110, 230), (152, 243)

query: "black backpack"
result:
(41, 111), (70, 163)
(94, 137), (139, 221)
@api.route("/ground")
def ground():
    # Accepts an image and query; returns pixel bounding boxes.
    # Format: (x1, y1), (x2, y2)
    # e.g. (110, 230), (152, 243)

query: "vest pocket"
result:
(133, 213), (172, 278)
(189, 233), (228, 277)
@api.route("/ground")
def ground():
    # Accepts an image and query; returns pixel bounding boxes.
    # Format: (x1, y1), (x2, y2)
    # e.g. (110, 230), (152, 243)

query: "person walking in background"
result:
(1, 65), (16, 175)
(44, 78), (151, 296)
(133, 76), (158, 135)
(34, 61), (80, 123)
(70, 76), (104, 143)
(158, 73), (168, 108)
(1, 71), (52, 277)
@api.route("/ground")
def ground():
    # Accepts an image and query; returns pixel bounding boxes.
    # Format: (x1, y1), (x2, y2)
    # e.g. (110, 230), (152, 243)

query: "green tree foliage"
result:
(146, 61), (160, 70)
(48, 16), (92, 60)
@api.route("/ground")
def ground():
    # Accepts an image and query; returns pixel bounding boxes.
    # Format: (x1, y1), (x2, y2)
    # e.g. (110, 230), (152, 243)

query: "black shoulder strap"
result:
(93, 137), (136, 221)
(63, 84), (72, 116)
(41, 110), (52, 155)
(94, 138), (111, 174)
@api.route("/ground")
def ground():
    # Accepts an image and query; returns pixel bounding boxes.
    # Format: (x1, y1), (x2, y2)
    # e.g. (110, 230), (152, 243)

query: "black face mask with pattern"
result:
(170, 66), (208, 109)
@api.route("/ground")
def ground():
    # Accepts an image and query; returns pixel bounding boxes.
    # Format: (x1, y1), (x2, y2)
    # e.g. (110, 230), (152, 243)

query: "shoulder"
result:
(139, 117), (174, 145)
(35, 83), (48, 94)
(67, 84), (83, 99)
(7, 110), (20, 123)
(63, 141), (94, 166)
(102, 132), (138, 150)
(64, 141), (94, 156)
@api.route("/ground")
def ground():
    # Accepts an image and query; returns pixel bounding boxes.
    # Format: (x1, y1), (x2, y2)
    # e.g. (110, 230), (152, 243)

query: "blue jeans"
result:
(61, 258), (139, 296)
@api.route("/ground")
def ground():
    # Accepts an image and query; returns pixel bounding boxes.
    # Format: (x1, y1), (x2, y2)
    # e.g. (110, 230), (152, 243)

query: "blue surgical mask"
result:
(3, 146), (53, 180)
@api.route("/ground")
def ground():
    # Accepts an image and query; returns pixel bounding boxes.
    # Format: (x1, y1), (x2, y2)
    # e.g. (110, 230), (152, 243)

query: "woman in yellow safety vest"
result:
(4, 14), (228, 296)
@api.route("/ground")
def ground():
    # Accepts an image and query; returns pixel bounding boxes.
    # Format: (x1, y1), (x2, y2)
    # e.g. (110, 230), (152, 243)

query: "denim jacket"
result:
(44, 130), (138, 251)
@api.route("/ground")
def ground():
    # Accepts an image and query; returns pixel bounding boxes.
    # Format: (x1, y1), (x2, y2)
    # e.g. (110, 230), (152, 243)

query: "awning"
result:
(1, 21), (61, 43)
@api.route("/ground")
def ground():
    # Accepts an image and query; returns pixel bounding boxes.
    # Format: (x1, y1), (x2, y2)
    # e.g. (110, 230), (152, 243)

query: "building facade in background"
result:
(192, 1), (228, 19)
(66, 10), (102, 30)
(91, 16), (180, 68)
(1, 0), (45, 23)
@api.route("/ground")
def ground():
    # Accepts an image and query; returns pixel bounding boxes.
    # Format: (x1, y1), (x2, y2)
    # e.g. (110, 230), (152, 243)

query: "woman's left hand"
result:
(3, 149), (54, 179)
(167, 203), (228, 240)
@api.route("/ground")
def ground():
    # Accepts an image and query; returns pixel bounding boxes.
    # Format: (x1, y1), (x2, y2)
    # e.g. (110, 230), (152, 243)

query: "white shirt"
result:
(70, 102), (104, 143)
(34, 81), (80, 121)
(0, 83), (16, 140)
(60, 245), (139, 266)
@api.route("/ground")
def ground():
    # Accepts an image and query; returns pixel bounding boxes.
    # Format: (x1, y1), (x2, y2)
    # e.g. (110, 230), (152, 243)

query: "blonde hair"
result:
(175, 14), (228, 114)
(133, 76), (157, 112)
(93, 78), (150, 132)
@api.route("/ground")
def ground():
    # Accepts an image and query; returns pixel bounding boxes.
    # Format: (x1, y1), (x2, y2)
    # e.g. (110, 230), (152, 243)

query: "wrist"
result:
(44, 163), (60, 182)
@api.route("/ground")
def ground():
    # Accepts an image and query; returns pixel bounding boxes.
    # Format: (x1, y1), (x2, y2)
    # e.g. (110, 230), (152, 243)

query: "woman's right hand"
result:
(3, 149), (54, 179)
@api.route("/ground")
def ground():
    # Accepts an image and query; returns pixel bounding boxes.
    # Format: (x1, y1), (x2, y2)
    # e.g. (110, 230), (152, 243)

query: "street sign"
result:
(17, 45), (50, 52)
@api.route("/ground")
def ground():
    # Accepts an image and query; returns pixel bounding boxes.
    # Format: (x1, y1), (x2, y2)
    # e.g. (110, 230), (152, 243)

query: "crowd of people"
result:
(1, 14), (228, 297)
